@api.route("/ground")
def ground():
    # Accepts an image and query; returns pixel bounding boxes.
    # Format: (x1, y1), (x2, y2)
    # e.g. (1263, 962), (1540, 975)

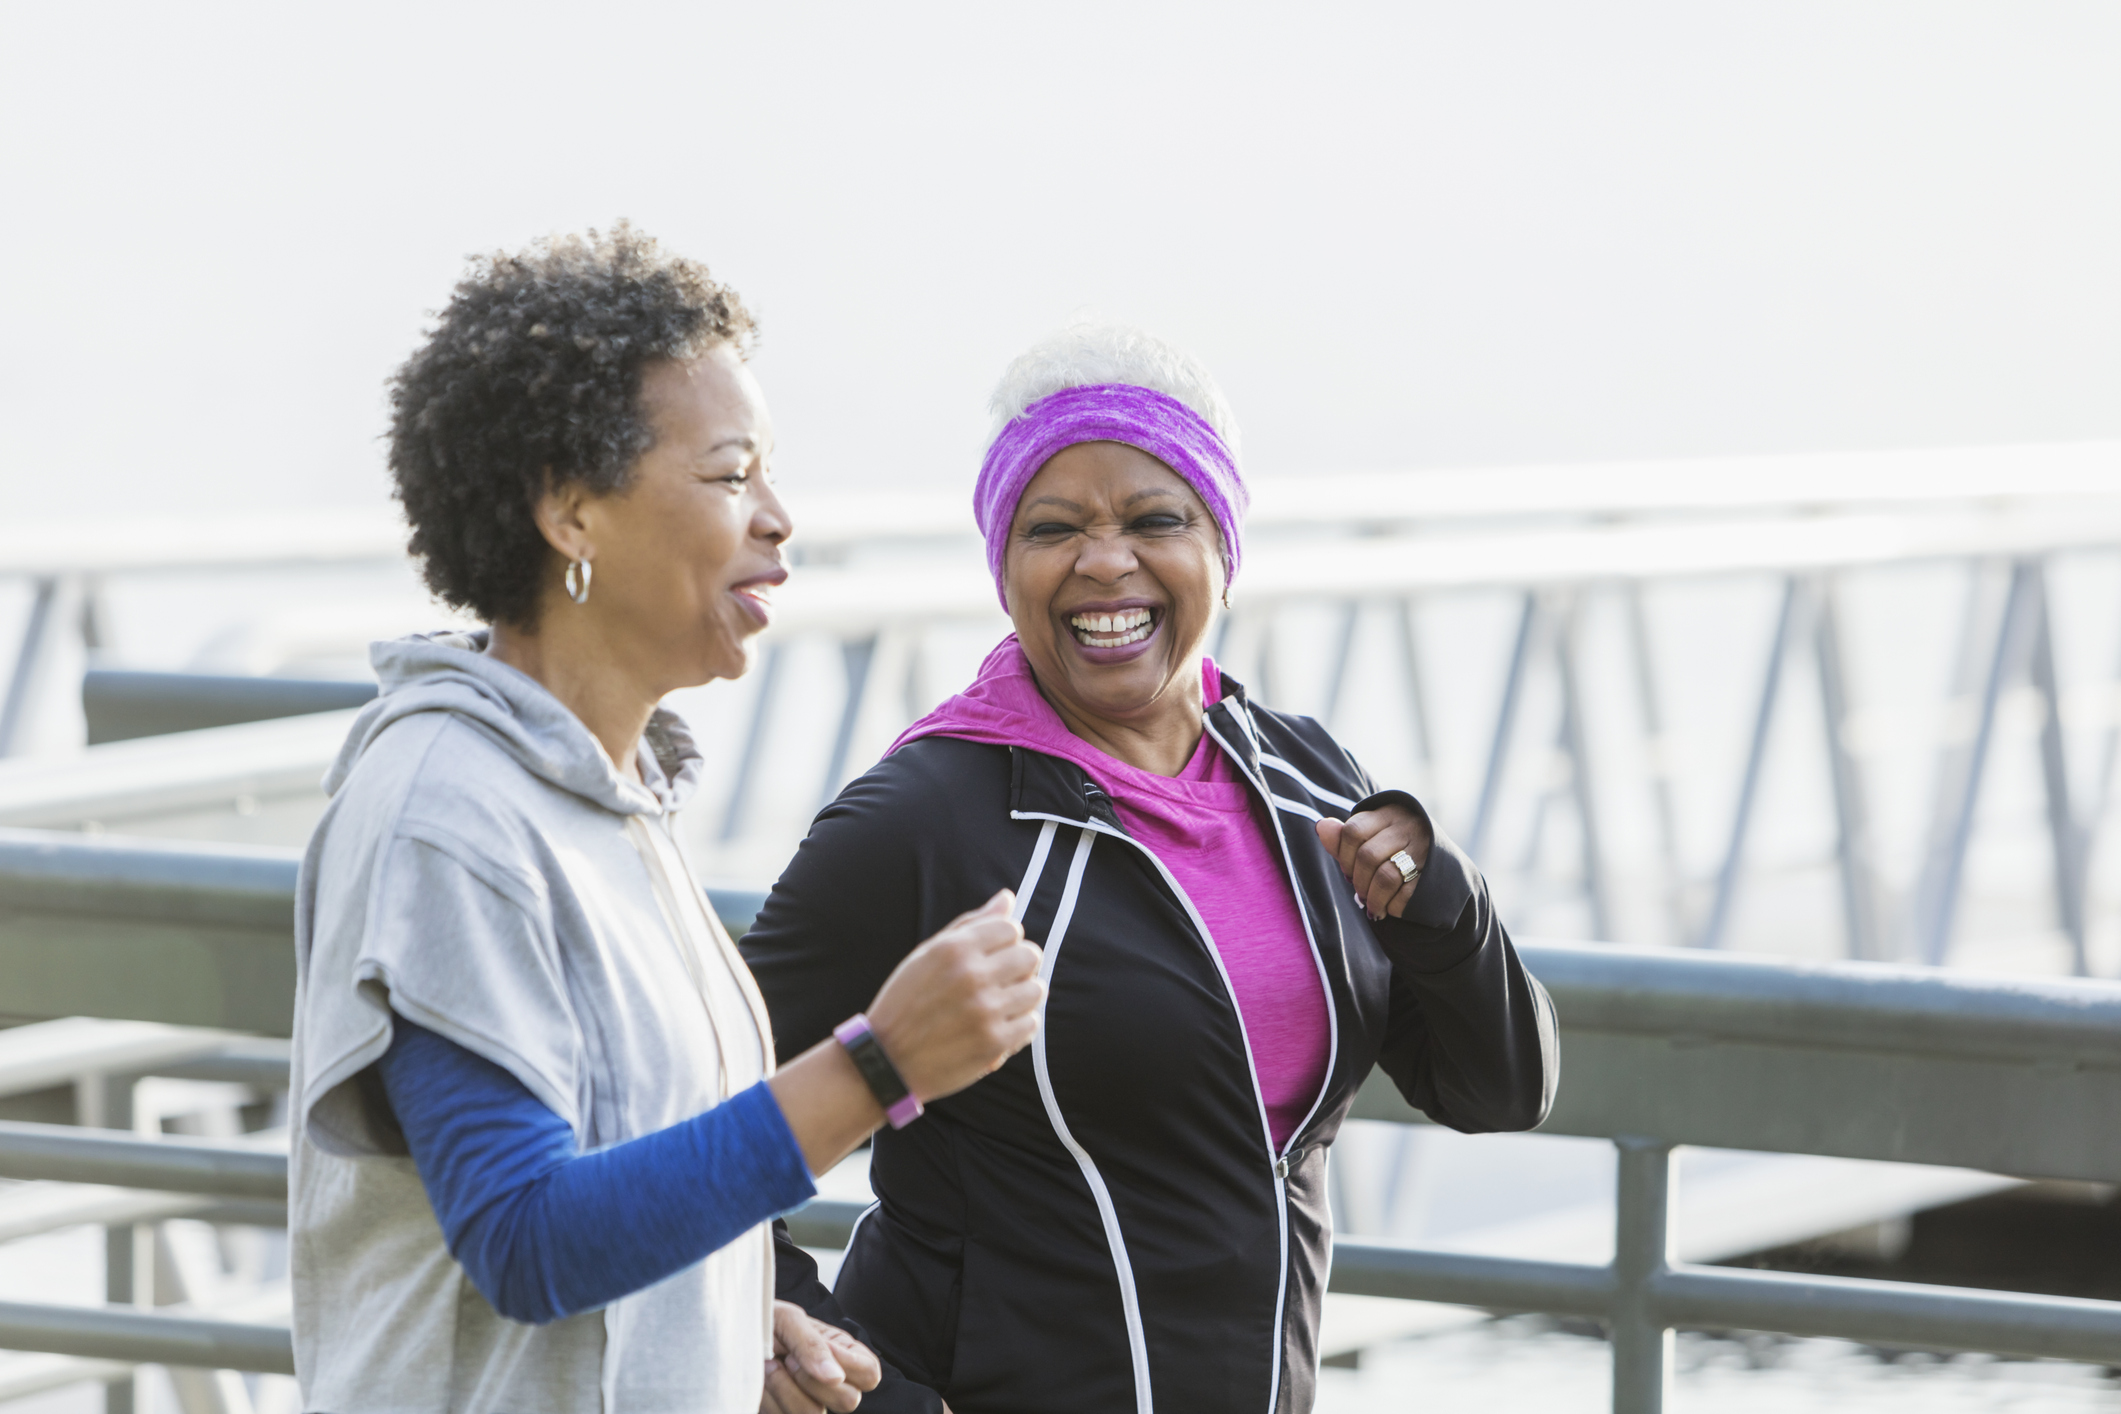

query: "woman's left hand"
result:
(1316, 805), (1432, 922)
(762, 1300), (881, 1413)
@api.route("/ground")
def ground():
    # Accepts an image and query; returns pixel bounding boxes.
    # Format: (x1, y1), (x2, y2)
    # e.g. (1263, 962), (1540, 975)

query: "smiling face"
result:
(1003, 440), (1226, 735)
(563, 345), (790, 690)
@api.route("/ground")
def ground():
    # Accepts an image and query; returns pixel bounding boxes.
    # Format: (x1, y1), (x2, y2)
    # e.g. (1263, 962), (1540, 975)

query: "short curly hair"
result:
(388, 223), (755, 626)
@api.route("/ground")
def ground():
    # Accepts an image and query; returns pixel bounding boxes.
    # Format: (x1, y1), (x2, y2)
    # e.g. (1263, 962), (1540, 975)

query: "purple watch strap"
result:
(833, 1013), (924, 1129)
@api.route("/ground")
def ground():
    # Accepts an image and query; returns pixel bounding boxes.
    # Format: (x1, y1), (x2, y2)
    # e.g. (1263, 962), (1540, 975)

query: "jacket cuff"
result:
(1352, 789), (1483, 973)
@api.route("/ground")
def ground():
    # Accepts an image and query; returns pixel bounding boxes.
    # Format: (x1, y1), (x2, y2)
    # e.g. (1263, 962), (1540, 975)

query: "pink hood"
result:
(889, 636), (1227, 792)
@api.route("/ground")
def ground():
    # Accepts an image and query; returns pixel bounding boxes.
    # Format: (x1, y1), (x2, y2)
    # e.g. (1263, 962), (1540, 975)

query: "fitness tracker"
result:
(833, 1013), (924, 1129)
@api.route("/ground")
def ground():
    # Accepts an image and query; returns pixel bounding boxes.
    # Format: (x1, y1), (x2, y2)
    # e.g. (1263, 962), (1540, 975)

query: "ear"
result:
(530, 470), (597, 564)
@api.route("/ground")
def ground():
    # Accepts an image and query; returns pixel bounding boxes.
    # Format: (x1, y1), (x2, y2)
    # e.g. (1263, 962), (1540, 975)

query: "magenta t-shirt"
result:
(890, 639), (1331, 1151)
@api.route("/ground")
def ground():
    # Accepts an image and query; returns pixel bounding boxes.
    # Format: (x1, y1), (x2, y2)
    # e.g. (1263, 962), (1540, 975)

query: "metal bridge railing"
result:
(6, 829), (2121, 1409)
(6, 442), (2119, 974)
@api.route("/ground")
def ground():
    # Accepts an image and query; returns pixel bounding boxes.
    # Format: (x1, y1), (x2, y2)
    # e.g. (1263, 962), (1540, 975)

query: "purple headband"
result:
(973, 383), (1247, 610)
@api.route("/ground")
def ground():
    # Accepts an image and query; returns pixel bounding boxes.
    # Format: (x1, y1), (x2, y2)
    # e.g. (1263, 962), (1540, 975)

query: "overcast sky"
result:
(3, 1), (2116, 521)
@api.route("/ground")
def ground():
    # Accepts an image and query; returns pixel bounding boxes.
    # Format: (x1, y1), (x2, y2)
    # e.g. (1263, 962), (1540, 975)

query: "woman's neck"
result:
(486, 619), (657, 782)
(1035, 665), (1207, 778)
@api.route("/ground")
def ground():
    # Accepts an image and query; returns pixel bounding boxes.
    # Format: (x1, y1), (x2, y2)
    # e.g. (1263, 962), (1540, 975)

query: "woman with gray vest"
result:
(290, 226), (1044, 1414)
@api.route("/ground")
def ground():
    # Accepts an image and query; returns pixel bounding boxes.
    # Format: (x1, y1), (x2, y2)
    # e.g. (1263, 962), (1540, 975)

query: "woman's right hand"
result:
(866, 890), (1043, 1103)
(766, 890), (1042, 1176)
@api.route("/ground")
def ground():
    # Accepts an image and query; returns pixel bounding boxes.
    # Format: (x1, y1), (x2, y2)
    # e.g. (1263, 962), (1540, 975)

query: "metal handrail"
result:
(0, 713), (359, 830)
(11, 844), (2121, 1402)
(5, 442), (2115, 581)
(1517, 940), (2121, 1066)
(0, 1302), (293, 1377)
(0, 828), (296, 926)
(0, 1122), (285, 1200)
(814, 1197), (2121, 1370)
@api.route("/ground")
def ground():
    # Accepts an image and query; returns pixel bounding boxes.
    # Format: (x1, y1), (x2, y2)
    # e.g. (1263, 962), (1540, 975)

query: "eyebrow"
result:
(1021, 488), (1183, 515)
(703, 435), (762, 458)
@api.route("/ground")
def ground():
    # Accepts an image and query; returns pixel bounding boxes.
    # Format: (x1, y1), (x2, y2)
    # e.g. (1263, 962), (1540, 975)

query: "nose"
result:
(752, 475), (793, 548)
(1073, 528), (1137, 583)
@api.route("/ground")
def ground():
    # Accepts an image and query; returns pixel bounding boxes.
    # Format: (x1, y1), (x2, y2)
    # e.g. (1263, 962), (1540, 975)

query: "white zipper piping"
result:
(1006, 702), (1348, 1414)
(1024, 824), (1155, 1414)
(1205, 713), (1345, 1153)
(1012, 779), (1329, 1414)
(1269, 793), (1322, 821)
(1205, 707), (1346, 1408)
(1258, 753), (1359, 811)
(1011, 819), (1059, 922)
(844, 1199), (882, 1258)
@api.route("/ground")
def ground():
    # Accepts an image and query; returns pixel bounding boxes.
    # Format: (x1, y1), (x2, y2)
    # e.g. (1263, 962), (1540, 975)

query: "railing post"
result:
(1470, 592), (1542, 859)
(1814, 576), (1885, 961)
(818, 634), (880, 813)
(1698, 576), (1803, 949)
(1320, 600), (1362, 731)
(1622, 583), (1688, 949)
(0, 575), (62, 758)
(2025, 563), (2089, 975)
(1912, 559), (2034, 964)
(717, 641), (786, 844)
(1394, 598), (1441, 813)
(1553, 593), (1612, 942)
(82, 1073), (147, 1414)
(1611, 1137), (1674, 1414)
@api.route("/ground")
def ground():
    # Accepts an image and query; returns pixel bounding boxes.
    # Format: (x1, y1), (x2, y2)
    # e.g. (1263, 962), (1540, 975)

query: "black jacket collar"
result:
(1003, 673), (1267, 828)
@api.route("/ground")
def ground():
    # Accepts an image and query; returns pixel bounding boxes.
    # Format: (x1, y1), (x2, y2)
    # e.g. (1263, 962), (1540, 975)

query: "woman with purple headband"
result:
(745, 324), (1557, 1414)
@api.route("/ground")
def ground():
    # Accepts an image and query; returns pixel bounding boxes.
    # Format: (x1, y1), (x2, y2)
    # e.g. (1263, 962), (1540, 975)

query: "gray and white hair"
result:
(984, 321), (1242, 456)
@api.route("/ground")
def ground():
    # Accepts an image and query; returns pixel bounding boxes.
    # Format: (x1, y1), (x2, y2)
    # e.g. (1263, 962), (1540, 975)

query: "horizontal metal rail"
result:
(1652, 1263), (2121, 1365)
(0, 1302), (293, 1376)
(1326, 1245), (2121, 1367)
(1519, 940), (2121, 1068)
(0, 831), (758, 1034)
(6, 442), (2115, 580)
(0, 713), (358, 830)
(703, 500), (2121, 637)
(785, 1194), (2121, 1366)
(0, 1121), (285, 1200)
(0, 828), (296, 927)
(83, 669), (377, 745)
(0, 1017), (251, 1101)
(11, 841), (2121, 1403)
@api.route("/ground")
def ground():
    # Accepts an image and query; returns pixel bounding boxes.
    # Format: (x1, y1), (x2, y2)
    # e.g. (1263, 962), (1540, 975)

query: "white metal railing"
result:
(5, 443), (2119, 974)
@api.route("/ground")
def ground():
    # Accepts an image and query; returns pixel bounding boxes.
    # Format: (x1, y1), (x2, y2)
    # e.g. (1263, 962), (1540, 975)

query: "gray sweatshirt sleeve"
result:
(300, 827), (582, 1158)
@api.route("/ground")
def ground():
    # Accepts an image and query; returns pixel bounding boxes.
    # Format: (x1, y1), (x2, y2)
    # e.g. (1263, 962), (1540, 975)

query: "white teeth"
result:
(1068, 608), (1155, 648)
(1069, 609), (1151, 633)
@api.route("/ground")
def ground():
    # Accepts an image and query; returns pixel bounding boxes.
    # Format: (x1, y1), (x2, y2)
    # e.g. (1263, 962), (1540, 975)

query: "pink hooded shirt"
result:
(891, 638), (1330, 1151)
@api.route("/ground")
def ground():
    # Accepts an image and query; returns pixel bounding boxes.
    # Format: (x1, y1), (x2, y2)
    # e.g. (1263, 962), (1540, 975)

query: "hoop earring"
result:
(564, 558), (593, 605)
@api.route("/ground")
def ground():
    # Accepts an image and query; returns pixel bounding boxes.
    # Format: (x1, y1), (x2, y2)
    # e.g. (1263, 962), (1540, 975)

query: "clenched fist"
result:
(867, 890), (1045, 1103)
(1315, 805), (1432, 921)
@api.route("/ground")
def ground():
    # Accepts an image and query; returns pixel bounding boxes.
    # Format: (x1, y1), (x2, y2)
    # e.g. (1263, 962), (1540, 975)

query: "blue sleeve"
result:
(372, 1015), (817, 1325)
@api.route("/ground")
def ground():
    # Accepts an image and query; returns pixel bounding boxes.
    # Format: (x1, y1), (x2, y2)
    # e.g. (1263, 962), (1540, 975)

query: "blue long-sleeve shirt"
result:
(372, 1015), (816, 1324)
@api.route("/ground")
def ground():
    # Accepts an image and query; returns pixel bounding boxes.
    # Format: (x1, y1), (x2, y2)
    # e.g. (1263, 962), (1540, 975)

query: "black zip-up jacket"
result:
(745, 681), (1557, 1414)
